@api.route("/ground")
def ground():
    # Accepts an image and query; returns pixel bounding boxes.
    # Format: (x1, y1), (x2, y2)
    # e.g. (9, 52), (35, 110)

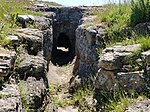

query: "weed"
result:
(18, 80), (29, 112)
(98, 85), (138, 112)
(122, 35), (150, 51)
(14, 44), (27, 68)
(130, 0), (150, 27)
(48, 84), (55, 94)
(54, 97), (69, 107)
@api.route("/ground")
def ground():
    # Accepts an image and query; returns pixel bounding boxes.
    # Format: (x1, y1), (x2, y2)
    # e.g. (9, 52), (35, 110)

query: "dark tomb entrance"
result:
(51, 33), (74, 66)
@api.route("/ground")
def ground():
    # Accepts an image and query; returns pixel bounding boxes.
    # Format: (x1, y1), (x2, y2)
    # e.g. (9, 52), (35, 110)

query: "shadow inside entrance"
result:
(51, 33), (74, 66)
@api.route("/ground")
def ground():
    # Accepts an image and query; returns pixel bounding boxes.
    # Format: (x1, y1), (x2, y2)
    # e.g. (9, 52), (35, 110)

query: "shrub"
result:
(130, 0), (150, 27)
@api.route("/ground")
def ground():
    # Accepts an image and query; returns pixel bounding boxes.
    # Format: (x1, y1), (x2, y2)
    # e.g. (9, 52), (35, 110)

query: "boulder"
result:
(116, 71), (145, 92)
(17, 15), (35, 28)
(16, 52), (47, 79)
(98, 44), (141, 70)
(17, 14), (53, 30)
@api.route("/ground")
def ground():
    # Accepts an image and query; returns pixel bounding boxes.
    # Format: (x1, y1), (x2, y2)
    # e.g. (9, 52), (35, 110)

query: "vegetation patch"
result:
(0, 0), (42, 47)
(97, 85), (139, 112)
(92, 0), (150, 48)
(18, 80), (29, 112)
(130, 0), (150, 27)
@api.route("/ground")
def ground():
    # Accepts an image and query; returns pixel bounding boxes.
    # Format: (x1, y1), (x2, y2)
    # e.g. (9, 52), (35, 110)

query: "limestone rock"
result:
(17, 14), (52, 30)
(116, 71), (145, 91)
(17, 15), (35, 28)
(142, 50), (150, 64)
(142, 50), (150, 76)
(0, 84), (22, 112)
(43, 28), (53, 62)
(19, 77), (47, 110)
(125, 99), (150, 112)
(34, 15), (52, 30)
(95, 69), (115, 91)
(75, 26), (99, 77)
(0, 48), (16, 77)
(6, 35), (19, 42)
(134, 22), (150, 35)
(16, 52), (47, 78)
(79, 16), (97, 24)
(98, 44), (141, 70)
(15, 28), (43, 55)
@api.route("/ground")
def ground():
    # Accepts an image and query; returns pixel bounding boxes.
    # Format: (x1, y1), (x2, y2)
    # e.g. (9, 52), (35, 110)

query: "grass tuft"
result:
(130, 0), (150, 27)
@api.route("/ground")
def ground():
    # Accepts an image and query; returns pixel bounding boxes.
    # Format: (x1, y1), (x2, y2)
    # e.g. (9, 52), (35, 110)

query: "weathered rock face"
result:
(14, 48), (48, 111)
(0, 48), (16, 80)
(16, 51), (47, 79)
(7, 13), (52, 111)
(75, 26), (99, 78)
(74, 23), (107, 81)
(116, 71), (145, 91)
(98, 44), (141, 70)
(14, 13), (53, 61)
(15, 28), (43, 56)
(19, 77), (47, 111)
(0, 84), (22, 112)
(95, 44), (148, 92)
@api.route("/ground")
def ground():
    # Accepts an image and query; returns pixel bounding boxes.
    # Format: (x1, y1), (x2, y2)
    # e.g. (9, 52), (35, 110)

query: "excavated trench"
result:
(50, 7), (83, 66)
(47, 7), (83, 86)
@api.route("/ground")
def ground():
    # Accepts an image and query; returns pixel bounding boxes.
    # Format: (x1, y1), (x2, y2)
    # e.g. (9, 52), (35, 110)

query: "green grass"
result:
(92, 0), (150, 51)
(0, 0), (42, 47)
(98, 86), (138, 112)
(51, 83), (95, 111)
(130, 0), (150, 27)
(18, 81), (30, 112)
(122, 35), (150, 51)
(92, 3), (131, 46)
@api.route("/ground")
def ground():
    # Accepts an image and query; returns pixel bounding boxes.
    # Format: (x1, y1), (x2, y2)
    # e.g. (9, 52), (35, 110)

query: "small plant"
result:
(98, 85), (138, 112)
(130, 0), (150, 27)
(0, 23), (11, 47)
(54, 97), (69, 107)
(48, 84), (55, 94)
(18, 80), (30, 112)
(15, 44), (27, 67)
(125, 49), (143, 71)
(10, 13), (18, 27)
(92, 3), (131, 46)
